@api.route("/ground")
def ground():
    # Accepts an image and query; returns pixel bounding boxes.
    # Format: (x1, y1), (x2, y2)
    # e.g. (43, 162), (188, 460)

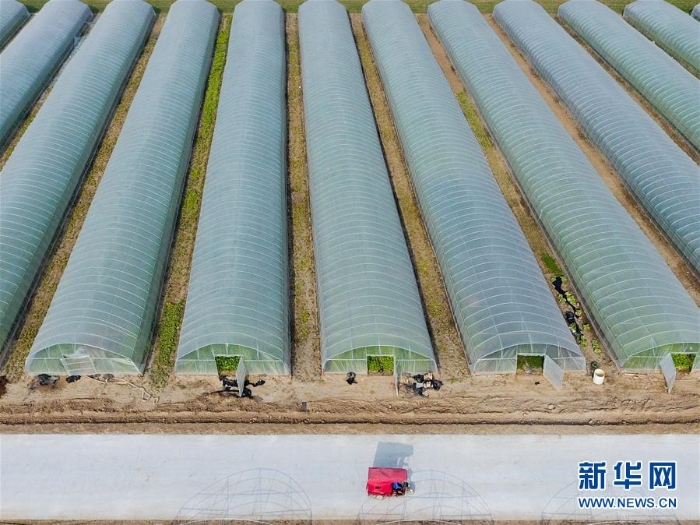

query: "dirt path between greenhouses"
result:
(287, 14), (322, 382)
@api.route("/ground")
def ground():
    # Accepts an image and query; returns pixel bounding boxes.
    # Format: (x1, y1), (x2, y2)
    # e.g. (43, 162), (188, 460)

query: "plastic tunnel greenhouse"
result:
(0, 0), (154, 356)
(362, 0), (584, 376)
(0, 0), (28, 49)
(493, 0), (700, 277)
(428, 0), (700, 373)
(176, 0), (289, 376)
(558, 0), (700, 151)
(624, 0), (700, 74)
(25, 0), (219, 376)
(693, 3), (700, 20)
(0, 0), (92, 147)
(300, 0), (436, 375)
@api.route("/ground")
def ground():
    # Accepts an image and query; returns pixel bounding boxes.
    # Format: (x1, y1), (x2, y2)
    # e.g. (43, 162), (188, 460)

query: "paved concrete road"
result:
(1, 434), (698, 521)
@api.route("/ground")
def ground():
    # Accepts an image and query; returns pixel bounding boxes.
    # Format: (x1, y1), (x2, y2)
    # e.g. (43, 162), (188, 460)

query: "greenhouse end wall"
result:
(176, 0), (290, 376)
(25, 0), (219, 376)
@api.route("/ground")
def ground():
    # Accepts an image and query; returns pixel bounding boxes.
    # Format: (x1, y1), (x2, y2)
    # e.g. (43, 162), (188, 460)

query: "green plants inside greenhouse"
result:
(517, 355), (544, 372)
(673, 354), (695, 372)
(215, 355), (240, 375)
(367, 355), (394, 375)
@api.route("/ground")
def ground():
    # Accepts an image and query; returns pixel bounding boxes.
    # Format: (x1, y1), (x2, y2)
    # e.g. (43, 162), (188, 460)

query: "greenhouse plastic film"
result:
(558, 0), (700, 150)
(0, 0), (28, 49)
(300, 0), (436, 374)
(428, 0), (700, 371)
(362, 0), (584, 375)
(624, 0), (700, 74)
(0, 0), (92, 147)
(26, 0), (219, 375)
(693, 3), (700, 20)
(0, 0), (154, 357)
(176, 0), (289, 376)
(493, 0), (700, 278)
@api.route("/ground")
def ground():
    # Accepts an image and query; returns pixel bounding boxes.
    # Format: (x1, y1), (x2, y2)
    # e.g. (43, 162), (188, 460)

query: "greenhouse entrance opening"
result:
(215, 355), (240, 375)
(367, 355), (394, 375)
(61, 349), (97, 376)
(517, 354), (565, 390)
(517, 355), (544, 374)
(672, 353), (695, 373)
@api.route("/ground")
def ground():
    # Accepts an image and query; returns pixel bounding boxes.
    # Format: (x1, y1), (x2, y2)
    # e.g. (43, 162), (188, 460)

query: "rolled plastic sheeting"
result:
(362, 0), (583, 374)
(0, 0), (154, 356)
(624, 0), (700, 74)
(559, 0), (700, 150)
(494, 0), (700, 283)
(429, 0), (700, 371)
(301, 0), (436, 374)
(0, 0), (29, 49)
(26, 0), (219, 375)
(176, 0), (290, 375)
(0, 0), (92, 147)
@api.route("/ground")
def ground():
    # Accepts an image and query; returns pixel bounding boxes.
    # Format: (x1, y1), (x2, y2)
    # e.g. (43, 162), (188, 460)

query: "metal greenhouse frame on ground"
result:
(428, 0), (700, 381)
(25, 0), (219, 376)
(0, 0), (154, 360)
(176, 0), (290, 376)
(300, 0), (436, 375)
(362, 0), (584, 380)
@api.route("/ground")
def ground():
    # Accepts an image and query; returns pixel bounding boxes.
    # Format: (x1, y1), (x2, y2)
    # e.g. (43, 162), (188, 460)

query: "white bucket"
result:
(593, 368), (606, 385)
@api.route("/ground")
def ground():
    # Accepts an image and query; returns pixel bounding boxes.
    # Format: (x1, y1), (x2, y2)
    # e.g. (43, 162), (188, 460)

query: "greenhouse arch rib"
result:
(428, 0), (700, 372)
(362, 0), (584, 375)
(25, 0), (219, 375)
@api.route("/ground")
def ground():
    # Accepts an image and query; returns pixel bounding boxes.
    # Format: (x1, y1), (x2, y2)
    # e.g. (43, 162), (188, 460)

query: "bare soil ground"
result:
(1, 16), (166, 381)
(350, 15), (469, 380)
(287, 14), (322, 381)
(1, 369), (698, 433)
(486, 16), (700, 307)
